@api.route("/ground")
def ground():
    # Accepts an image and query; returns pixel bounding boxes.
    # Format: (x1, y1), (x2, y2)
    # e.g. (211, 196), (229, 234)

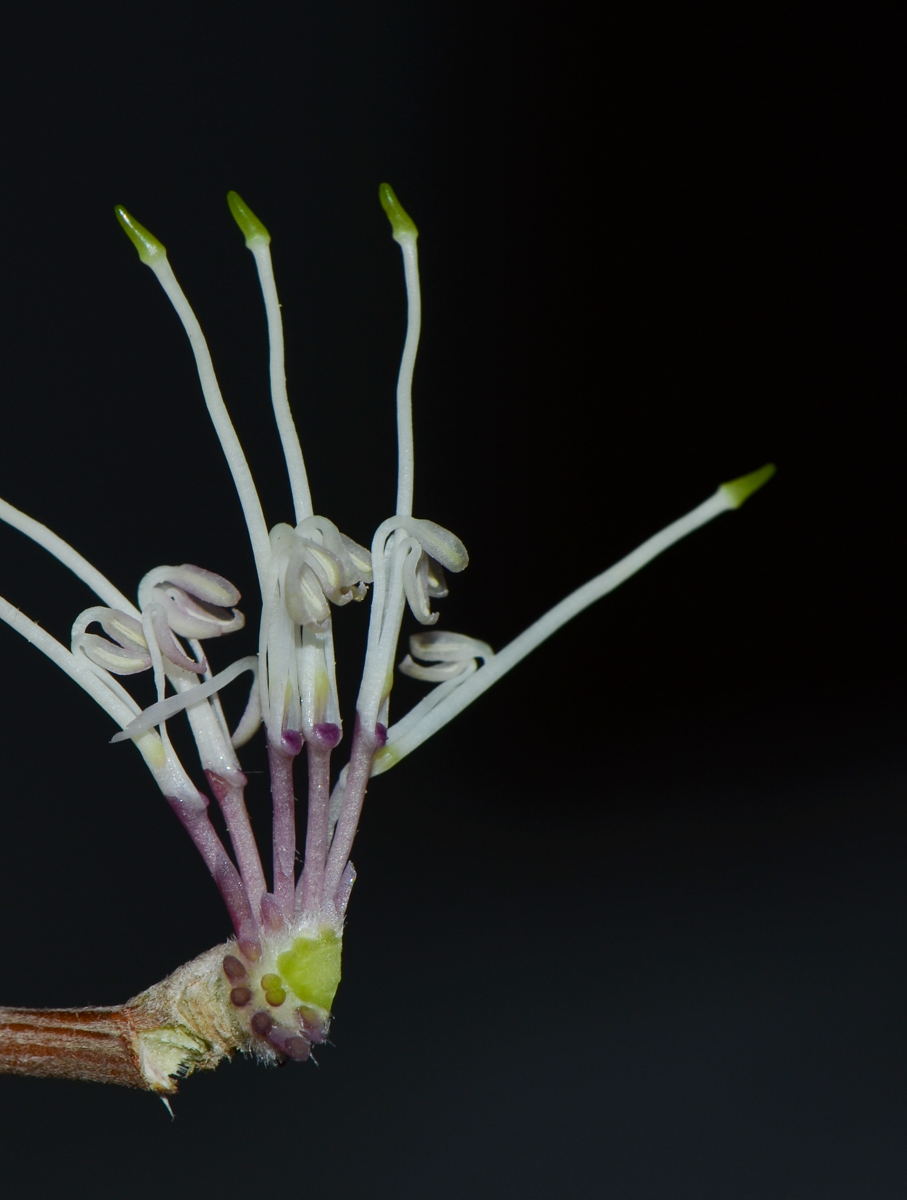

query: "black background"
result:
(0, 6), (903, 1198)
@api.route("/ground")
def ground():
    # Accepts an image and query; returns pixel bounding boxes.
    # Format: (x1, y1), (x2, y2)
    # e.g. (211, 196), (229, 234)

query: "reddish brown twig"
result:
(0, 944), (244, 1093)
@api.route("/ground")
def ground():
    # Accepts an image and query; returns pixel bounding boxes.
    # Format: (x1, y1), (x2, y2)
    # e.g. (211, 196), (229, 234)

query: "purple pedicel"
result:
(297, 739), (333, 916)
(267, 1027), (312, 1062)
(321, 724), (377, 899)
(250, 1011), (273, 1037)
(333, 860), (357, 920)
(375, 722), (388, 748)
(269, 740), (299, 919)
(204, 767), (267, 919)
(213, 857), (261, 962)
(167, 795), (261, 959)
(260, 892), (285, 933)
(312, 722), (341, 749)
(230, 986), (252, 1007)
(222, 955), (247, 982)
(281, 729), (303, 757)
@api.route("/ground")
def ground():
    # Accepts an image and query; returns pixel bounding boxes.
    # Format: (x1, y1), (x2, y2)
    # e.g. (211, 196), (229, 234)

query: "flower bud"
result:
(139, 564), (245, 640)
(72, 606), (152, 675)
(399, 629), (494, 682)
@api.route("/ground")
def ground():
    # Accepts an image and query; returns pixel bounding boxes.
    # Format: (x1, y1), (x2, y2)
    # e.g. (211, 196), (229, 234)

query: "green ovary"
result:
(276, 932), (342, 1012)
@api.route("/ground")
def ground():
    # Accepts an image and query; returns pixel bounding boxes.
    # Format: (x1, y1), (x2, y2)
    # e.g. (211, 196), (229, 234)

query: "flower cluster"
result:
(0, 184), (774, 1075)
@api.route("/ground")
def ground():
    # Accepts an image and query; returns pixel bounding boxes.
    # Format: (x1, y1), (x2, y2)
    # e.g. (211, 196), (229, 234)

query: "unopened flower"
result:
(0, 183), (774, 1096)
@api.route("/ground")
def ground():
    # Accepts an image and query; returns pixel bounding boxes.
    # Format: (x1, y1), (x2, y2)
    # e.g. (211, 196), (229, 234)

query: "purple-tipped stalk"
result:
(205, 767), (267, 918)
(165, 793), (261, 960)
(269, 736), (301, 920)
(322, 719), (381, 902)
(298, 738), (334, 917)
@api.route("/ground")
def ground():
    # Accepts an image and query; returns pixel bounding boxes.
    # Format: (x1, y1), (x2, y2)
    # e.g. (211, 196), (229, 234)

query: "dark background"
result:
(0, 6), (903, 1197)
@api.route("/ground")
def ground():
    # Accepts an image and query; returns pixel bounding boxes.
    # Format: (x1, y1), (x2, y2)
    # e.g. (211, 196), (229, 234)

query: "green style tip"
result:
(115, 206), (166, 265)
(720, 462), (777, 509)
(226, 191), (271, 247)
(378, 183), (418, 242)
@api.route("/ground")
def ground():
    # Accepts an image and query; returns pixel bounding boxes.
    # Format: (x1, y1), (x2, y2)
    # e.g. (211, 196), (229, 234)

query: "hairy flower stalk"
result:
(0, 185), (774, 1096)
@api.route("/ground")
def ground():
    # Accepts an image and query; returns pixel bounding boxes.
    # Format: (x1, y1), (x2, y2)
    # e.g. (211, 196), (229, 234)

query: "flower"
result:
(0, 184), (774, 1090)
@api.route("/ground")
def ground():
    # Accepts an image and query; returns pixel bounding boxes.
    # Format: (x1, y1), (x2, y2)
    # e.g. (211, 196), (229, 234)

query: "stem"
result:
(298, 743), (332, 917)
(268, 741), (298, 919)
(0, 944), (245, 1093)
(0, 1005), (146, 1088)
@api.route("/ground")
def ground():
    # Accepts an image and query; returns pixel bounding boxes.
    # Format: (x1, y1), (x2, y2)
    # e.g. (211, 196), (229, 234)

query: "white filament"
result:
(249, 242), (314, 523)
(0, 496), (137, 616)
(148, 257), (271, 590)
(394, 235), (421, 519)
(379, 488), (735, 767)
(0, 594), (142, 734)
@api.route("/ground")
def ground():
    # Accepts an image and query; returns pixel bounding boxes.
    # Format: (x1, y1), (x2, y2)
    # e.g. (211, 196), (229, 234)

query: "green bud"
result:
(720, 462), (777, 508)
(378, 183), (418, 242)
(114, 206), (166, 265)
(226, 190), (271, 247)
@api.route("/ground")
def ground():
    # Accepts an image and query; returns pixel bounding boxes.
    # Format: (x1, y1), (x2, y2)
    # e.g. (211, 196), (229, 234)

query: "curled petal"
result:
(404, 518), (468, 573)
(293, 537), (346, 597)
(147, 603), (207, 674)
(339, 532), (373, 583)
(155, 564), (241, 608)
(78, 632), (151, 674)
(150, 583), (245, 639)
(279, 519), (372, 628)
(400, 629), (494, 681)
(398, 655), (469, 682)
(408, 630), (494, 663)
(334, 580), (368, 605)
(402, 548), (439, 626)
(72, 606), (151, 674)
(138, 564), (245, 639)
(425, 556), (448, 599)
(97, 609), (147, 649)
(284, 560), (332, 630)
(297, 516), (373, 589)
